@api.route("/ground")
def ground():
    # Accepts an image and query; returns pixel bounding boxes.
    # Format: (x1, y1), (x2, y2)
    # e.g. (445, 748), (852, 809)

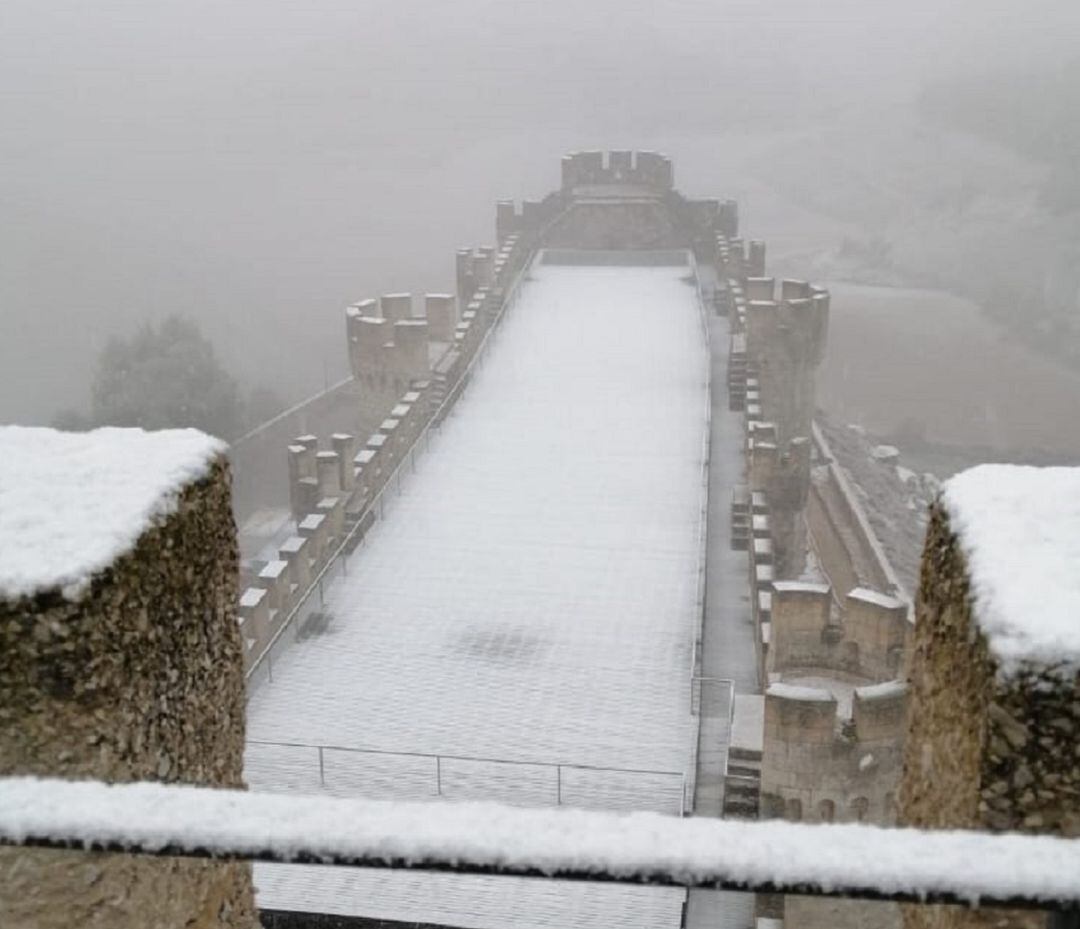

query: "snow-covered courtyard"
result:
(246, 253), (709, 926)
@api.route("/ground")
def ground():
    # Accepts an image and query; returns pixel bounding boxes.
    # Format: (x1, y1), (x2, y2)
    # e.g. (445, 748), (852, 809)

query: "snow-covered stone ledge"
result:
(1, 777), (1079, 910)
(0, 426), (257, 928)
(899, 465), (1080, 929)
(901, 465), (1080, 837)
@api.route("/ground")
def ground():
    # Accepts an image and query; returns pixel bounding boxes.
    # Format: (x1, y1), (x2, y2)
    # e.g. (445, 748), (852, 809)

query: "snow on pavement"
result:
(245, 256), (708, 925)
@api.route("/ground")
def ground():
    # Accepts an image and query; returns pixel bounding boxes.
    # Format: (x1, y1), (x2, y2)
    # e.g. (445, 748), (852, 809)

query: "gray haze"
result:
(2, 0), (1079, 426)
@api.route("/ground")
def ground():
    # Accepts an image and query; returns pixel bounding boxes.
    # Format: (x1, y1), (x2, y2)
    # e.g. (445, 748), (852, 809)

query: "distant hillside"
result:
(732, 92), (1080, 372)
(919, 61), (1080, 213)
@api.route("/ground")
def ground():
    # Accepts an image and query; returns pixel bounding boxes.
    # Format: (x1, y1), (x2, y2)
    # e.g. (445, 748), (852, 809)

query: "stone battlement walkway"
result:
(246, 252), (710, 929)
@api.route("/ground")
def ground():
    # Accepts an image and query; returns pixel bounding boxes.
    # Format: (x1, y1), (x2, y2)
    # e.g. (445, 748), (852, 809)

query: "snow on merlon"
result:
(766, 682), (836, 703)
(0, 426), (225, 602)
(943, 464), (1080, 674)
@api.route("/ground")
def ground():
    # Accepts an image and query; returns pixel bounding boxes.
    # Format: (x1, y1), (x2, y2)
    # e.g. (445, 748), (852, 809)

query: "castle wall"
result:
(899, 502), (1080, 929)
(726, 252), (830, 579)
(559, 150), (674, 191)
(760, 680), (906, 825)
(539, 201), (686, 251)
(760, 575), (909, 929)
(0, 457), (257, 929)
(229, 378), (381, 527)
(244, 234), (531, 678)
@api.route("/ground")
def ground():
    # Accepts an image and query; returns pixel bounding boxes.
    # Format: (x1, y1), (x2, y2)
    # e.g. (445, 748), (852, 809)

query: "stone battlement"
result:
(560, 150), (675, 192)
(766, 581), (910, 683)
(762, 678), (907, 825)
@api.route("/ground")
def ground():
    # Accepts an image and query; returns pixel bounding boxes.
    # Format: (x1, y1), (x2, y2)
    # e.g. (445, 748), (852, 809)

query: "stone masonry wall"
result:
(0, 457), (258, 929)
(899, 501), (1080, 929)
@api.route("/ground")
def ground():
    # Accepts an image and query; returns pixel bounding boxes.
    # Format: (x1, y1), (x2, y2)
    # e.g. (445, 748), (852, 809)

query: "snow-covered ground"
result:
(245, 255), (709, 926)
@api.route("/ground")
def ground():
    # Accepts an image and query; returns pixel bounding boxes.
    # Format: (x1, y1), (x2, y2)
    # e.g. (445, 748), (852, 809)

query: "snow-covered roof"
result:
(3, 777), (1077, 907)
(0, 426), (224, 602)
(943, 465), (1080, 675)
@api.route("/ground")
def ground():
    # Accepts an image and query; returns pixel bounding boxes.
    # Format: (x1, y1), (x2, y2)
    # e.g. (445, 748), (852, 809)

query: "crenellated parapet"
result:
(754, 573), (910, 836)
(743, 277), (830, 445)
(239, 229), (534, 675)
(765, 582), (910, 683)
(729, 272), (830, 577)
(560, 150), (675, 192)
(495, 197), (565, 246)
(346, 293), (434, 398)
(761, 678), (908, 825)
(501, 151), (740, 254)
(346, 235), (528, 415)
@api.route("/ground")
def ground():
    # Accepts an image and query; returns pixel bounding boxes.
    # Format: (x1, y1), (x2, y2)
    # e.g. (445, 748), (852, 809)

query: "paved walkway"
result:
(687, 278), (761, 929)
(702, 308), (760, 693)
(248, 253), (709, 929)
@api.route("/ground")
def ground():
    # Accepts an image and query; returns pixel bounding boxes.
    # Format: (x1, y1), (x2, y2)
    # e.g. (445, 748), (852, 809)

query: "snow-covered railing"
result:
(2, 777), (1078, 911)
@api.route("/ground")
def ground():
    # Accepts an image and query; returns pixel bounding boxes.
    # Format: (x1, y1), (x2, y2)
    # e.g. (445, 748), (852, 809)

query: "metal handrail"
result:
(249, 738), (685, 778)
(684, 251), (714, 816)
(247, 738), (687, 815)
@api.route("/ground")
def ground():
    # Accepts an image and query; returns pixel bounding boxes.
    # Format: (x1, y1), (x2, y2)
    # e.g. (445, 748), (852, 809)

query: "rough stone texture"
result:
(786, 896), (901, 929)
(760, 682), (907, 826)
(0, 456), (258, 929)
(898, 501), (1079, 929)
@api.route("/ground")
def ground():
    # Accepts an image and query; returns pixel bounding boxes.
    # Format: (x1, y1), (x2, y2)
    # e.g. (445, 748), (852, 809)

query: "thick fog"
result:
(2, 0), (1078, 435)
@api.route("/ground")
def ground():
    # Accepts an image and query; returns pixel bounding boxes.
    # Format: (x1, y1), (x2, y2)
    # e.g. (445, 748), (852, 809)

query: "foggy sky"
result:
(2, 0), (1078, 424)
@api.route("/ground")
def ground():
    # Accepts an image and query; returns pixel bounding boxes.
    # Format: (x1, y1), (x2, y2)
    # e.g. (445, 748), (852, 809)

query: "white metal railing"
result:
(247, 738), (687, 816)
(684, 251), (717, 815)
